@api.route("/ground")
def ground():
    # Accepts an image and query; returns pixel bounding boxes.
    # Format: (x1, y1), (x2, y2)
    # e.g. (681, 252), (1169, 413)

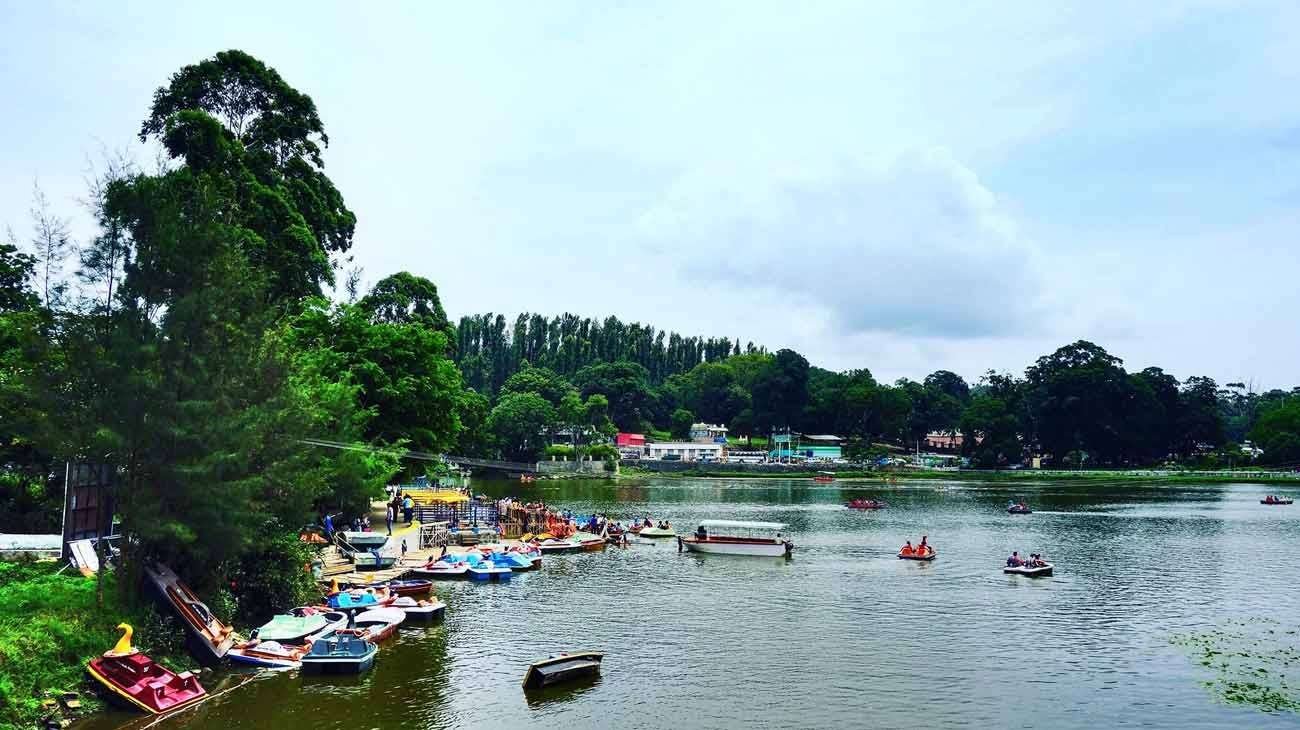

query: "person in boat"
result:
(918, 536), (929, 556)
(1007, 500), (1016, 510)
(695, 524), (708, 540)
(900, 541), (915, 556)
(1007, 551), (1022, 567)
(643, 517), (653, 528)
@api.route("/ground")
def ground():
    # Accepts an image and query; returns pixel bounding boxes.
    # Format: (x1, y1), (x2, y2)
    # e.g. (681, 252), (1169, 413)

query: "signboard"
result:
(60, 462), (115, 559)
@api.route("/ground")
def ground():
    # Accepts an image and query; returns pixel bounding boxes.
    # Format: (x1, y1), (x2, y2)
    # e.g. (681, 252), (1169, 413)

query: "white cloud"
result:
(638, 148), (1047, 338)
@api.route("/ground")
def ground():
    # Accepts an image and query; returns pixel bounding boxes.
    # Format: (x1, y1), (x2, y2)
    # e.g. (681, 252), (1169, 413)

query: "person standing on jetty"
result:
(386, 503), (395, 536)
(403, 494), (414, 524)
(322, 512), (335, 544)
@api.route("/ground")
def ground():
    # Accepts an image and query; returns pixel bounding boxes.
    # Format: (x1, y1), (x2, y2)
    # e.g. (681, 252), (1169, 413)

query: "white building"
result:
(646, 441), (725, 462)
(689, 422), (728, 444)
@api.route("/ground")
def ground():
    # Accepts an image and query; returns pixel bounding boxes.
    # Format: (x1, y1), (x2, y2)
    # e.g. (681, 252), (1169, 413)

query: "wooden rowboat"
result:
(143, 562), (235, 665)
(522, 651), (603, 690)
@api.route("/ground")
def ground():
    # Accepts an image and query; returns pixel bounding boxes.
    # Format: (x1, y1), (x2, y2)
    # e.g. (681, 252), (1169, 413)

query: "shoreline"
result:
(615, 466), (1300, 485)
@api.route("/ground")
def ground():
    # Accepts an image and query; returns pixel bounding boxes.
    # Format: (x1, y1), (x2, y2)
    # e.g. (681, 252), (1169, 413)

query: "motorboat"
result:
(1004, 562), (1053, 577)
(1261, 498), (1294, 505)
(337, 531), (388, 550)
(677, 520), (793, 557)
(410, 559), (470, 579)
(227, 639), (310, 670)
(300, 630), (377, 675)
(352, 607), (406, 643)
(143, 562), (235, 664)
(522, 651), (603, 690)
(1007, 503), (1032, 514)
(393, 596), (446, 621)
(845, 499), (886, 510)
(87, 624), (206, 715)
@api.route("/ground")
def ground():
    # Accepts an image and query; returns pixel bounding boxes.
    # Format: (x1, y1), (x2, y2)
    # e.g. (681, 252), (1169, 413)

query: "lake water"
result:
(77, 477), (1300, 729)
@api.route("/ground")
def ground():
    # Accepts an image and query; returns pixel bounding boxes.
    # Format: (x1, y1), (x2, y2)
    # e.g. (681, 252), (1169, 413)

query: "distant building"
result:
(768, 432), (844, 461)
(646, 441), (724, 462)
(689, 423), (728, 444)
(616, 433), (646, 448)
(924, 432), (964, 452)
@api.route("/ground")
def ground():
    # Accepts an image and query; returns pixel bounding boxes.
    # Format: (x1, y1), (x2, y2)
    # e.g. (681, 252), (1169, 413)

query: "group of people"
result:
(1006, 551), (1047, 568)
(642, 518), (671, 529)
(1007, 500), (1029, 511)
(385, 492), (415, 534)
(899, 536), (932, 557)
(1262, 494), (1289, 504)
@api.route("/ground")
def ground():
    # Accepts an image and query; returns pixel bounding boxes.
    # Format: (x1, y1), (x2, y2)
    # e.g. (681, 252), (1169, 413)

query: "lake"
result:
(77, 476), (1300, 729)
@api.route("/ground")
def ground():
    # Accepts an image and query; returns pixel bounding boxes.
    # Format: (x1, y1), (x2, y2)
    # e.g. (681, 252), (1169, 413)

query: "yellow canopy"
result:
(406, 489), (469, 505)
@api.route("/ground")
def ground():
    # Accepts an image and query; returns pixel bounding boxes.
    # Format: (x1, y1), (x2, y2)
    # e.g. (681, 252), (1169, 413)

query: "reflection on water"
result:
(76, 478), (1300, 729)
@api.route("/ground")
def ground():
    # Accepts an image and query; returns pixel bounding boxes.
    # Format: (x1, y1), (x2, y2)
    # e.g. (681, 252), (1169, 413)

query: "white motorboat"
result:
(677, 520), (793, 557)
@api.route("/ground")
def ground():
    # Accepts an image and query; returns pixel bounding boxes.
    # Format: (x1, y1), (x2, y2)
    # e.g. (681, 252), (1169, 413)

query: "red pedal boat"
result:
(87, 624), (206, 715)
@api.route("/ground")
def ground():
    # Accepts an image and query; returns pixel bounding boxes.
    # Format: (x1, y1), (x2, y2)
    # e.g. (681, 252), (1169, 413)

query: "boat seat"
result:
(148, 680), (169, 698)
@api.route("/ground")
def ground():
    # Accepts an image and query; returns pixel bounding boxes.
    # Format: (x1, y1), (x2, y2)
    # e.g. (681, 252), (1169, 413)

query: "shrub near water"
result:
(0, 561), (187, 729)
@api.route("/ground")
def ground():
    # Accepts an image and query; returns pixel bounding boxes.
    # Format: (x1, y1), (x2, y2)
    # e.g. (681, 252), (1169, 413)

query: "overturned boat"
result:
(143, 562), (236, 665)
(522, 651), (603, 690)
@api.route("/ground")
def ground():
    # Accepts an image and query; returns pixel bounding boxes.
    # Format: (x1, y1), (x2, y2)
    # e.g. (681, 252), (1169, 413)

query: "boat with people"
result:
(143, 562), (236, 664)
(87, 624), (207, 715)
(1007, 500), (1032, 514)
(410, 556), (471, 579)
(632, 520), (677, 538)
(521, 651), (604, 690)
(677, 520), (794, 557)
(1261, 495), (1294, 505)
(392, 596), (446, 621)
(814, 471), (835, 483)
(898, 538), (936, 561)
(300, 630), (377, 675)
(352, 607), (406, 643)
(845, 498), (886, 510)
(1004, 552), (1053, 576)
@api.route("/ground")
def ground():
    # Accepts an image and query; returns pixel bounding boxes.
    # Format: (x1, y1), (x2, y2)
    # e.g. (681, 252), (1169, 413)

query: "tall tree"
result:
(28, 182), (74, 309)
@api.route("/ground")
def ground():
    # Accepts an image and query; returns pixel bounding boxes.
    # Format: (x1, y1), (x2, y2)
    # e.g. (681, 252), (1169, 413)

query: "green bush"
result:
(543, 445), (575, 459)
(585, 443), (619, 462)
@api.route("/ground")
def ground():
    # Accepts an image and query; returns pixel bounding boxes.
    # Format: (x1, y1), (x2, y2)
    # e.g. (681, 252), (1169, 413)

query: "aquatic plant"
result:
(1173, 618), (1300, 714)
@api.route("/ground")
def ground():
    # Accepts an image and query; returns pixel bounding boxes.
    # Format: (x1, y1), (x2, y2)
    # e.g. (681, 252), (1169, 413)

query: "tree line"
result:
(4, 50), (1300, 619)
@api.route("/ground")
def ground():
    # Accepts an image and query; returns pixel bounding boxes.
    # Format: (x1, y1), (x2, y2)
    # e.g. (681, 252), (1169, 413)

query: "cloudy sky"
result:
(3, 1), (1299, 387)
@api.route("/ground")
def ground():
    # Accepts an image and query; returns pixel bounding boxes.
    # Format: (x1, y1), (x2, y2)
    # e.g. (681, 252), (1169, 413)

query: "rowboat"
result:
(350, 550), (397, 570)
(380, 579), (433, 597)
(1004, 563), (1053, 577)
(300, 630), (377, 675)
(87, 625), (207, 715)
(409, 560), (470, 579)
(677, 520), (793, 557)
(337, 531), (388, 549)
(845, 499), (886, 510)
(522, 652), (603, 690)
(393, 596), (446, 621)
(352, 607), (406, 643)
(143, 562), (235, 665)
(1260, 499), (1294, 505)
(227, 639), (310, 670)
(898, 550), (936, 561)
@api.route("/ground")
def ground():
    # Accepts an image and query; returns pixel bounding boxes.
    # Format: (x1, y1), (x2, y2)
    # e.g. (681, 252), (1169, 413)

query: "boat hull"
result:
(468, 566), (513, 581)
(898, 551), (936, 561)
(143, 563), (235, 665)
(522, 652), (603, 690)
(679, 537), (792, 557)
(337, 532), (388, 549)
(636, 527), (676, 538)
(87, 654), (206, 715)
(1261, 500), (1293, 505)
(1004, 563), (1053, 577)
(1007, 508), (1032, 514)
(227, 641), (307, 670)
(409, 564), (470, 580)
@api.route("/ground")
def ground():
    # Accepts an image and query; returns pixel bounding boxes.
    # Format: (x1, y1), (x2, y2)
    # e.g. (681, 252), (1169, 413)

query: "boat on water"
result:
(1004, 563), (1053, 577)
(574, 532), (607, 551)
(521, 651), (603, 690)
(286, 607), (348, 638)
(380, 579), (433, 596)
(534, 537), (584, 554)
(410, 559), (471, 579)
(87, 624), (207, 715)
(467, 559), (513, 582)
(349, 549), (398, 570)
(484, 551), (535, 571)
(300, 630), (377, 675)
(634, 524), (676, 538)
(327, 589), (395, 611)
(253, 613), (329, 643)
(352, 607), (406, 642)
(677, 520), (793, 557)
(898, 549), (936, 561)
(1261, 498), (1294, 505)
(337, 531), (388, 549)
(1007, 502), (1032, 514)
(143, 562), (236, 664)
(393, 596), (446, 621)
(814, 471), (835, 483)
(228, 639), (311, 670)
(845, 499), (886, 510)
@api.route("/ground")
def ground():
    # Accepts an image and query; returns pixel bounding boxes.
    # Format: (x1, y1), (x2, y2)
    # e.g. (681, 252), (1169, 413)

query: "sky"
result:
(2, 1), (1299, 388)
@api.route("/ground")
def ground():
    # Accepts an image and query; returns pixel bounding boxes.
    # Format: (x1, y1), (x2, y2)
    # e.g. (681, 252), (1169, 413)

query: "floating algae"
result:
(1173, 618), (1300, 713)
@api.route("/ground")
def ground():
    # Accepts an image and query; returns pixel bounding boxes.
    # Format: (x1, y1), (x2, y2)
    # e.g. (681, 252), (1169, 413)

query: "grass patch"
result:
(0, 560), (191, 730)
